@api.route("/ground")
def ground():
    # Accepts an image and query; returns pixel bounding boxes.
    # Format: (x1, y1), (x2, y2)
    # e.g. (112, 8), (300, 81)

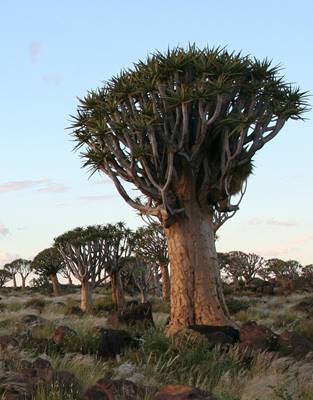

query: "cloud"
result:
(76, 195), (117, 202)
(42, 73), (63, 85)
(0, 179), (68, 194)
(257, 235), (313, 260)
(0, 224), (9, 237)
(37, 182), (68, 193)
(30, 41), (41, 63)
(248, 218), (299, 227)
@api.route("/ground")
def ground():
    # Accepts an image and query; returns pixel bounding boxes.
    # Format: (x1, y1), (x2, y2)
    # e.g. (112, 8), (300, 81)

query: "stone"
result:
(0, 335), (18, 351)
(96, 379), (148, 400)
(52, 370), (82, 396)
(52, 325), (76, 345)
(21, 314), (44, 327)
(96, 328), (136, 358)
(107, 302), (154, 329)
(277, 330), (313, 359)
(240, 321), (278, 351)
(153, 385), (216, 399)
(190, 325), (240, 345)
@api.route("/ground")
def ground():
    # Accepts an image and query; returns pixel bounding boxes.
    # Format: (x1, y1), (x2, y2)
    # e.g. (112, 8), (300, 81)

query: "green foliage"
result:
(93, 296), (115, 313)
(32, 247), (64, 277)
(226, 298), (250, 314)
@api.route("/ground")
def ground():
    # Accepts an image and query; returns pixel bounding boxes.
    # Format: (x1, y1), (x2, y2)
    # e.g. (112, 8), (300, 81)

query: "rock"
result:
(18, 357), (53, 383)
(97, 328), (136, 358)
(153, 385), (216, 399)
(107, 302), (154, 329)
(52, 370), (81, 396)
(83, 379), (149, 400)
(52, 325), (76, 346)
(240, 321), (278, 351)
(0, 336), (18, 351)
(21, 314), (44, 327)
(277, 330), (313, 359)
(190, 325), (240, 345)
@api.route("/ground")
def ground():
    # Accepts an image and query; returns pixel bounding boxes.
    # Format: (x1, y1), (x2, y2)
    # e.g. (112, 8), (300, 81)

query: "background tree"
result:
(71, 46), (307, 334)
(135, 222), (170, 302)
(0, 269), (12, 288)
(103, 222), (134, 310)
(54, 225), (109, 312)
(124, 256), (154, 303)
(32, 248), (63, 296)
(302, 264), (313, 287)
(266, 258), (302, 281)
(9, 259), (32, 289)
(3, 262), (19, 288)
(60, 265), (73, 285)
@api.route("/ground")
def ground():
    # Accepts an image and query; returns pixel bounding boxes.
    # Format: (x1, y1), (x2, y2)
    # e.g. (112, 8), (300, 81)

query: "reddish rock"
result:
(52, 370), (81, 396)
(190, 325), (240, 346)
(153, 385), (216, 399)
(82, 379), (148, 400)
(0, 335), (18, 351)
(278, 330), (313, 359)
(52, 325), (76, 345)
(240, 321), (277, 351)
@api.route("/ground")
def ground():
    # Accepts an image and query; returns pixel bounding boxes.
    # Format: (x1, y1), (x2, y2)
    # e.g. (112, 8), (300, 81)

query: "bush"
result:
(226, 298), (250, 314)
(93, 296), (115, 313)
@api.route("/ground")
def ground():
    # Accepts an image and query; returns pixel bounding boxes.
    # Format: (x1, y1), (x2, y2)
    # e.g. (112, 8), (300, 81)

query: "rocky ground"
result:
(0, 287), (313, 399)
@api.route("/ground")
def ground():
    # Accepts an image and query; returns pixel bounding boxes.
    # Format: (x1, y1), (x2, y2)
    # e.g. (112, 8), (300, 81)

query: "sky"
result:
(0, 0), (312, 269)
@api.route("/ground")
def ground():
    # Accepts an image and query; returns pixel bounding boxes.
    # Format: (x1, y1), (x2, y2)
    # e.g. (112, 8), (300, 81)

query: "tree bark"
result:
(160, 264), (170, 302)
(12, 275), (17, 289)
(68, 275), (73, 285)
(21, 276), (26, 289)
(80, 280), (93, 313)
(139, 289), (147, 303)
(111, 271), (125, 310)
(50, 274), (60, 296)
(165, 205), (232, 336)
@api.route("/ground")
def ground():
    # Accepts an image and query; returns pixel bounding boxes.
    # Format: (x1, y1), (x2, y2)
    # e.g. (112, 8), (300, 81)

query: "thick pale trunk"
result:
(50, 274), (60, 296)
(68, 276), (73, 285)
(12, 275), (17, 289)
(165, 205), (232, 335)
(80, 281), (93, 313)
(21, 276), (26, 289)
(111, 271), (125, 310)
(160, 264), (170, 302)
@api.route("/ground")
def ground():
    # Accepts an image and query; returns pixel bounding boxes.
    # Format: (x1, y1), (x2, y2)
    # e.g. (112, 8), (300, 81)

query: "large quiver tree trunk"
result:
(81, 280), (93, 313)
(50, 274), (60, 296)
(165, 205), (231, 336)
(111, 271), (125, 310)
(160, 264), (170, 303)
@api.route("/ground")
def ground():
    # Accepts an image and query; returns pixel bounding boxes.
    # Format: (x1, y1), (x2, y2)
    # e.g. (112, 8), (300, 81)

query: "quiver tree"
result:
(0, 269), (12, 288)
(32, 248), (63, 296)
(103, 222), (134, 310)
(8, 259), (32, 289)
(3, 262), (19, 288)
(135, 222), (170, 302)
(124, 256), (154, 303)
(71, 46), (308, 334)
(54, 226), (109, 312)
(266, 258), (302, 287)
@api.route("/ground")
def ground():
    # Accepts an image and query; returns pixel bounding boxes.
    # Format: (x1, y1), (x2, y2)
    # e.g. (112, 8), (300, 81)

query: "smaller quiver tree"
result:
(134, 222), (170, 302)
(54, 226), (109, 312)
(0, 269), (12, 288)
(104, 222), (134, 310)
(9, 259), (32, 289)
(3, 262), (19, 288)
(32, 248), (63, 296)
(124, 256), (155, 303)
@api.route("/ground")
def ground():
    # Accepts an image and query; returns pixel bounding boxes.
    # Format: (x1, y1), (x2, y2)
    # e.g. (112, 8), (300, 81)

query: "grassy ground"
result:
(0, 287), (313, 399)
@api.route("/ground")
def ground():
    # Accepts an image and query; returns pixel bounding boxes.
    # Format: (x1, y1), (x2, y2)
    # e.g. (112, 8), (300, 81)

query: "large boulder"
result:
(96, 328), (137, 358)
(153, 385), (216, 400)
(106, 302), (154, 329)
(240, 321), (278, 351)
(277, 330), (313, 359)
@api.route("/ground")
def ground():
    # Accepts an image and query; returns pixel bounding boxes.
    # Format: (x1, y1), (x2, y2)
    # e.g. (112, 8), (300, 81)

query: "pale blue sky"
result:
(0, 0), (312, 266)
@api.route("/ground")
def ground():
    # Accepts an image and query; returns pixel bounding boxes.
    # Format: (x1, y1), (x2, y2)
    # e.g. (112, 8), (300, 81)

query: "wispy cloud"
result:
(0, 179), (68, 194)
(0, 224), (9, 237)
(42, 73), (64, 86)
(37, 182), (68, 193)
(29, 41), (41, 63)
(248, 218), (299, 227)
(76, 195), (117, 202)
(258, 235), (313, 260)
